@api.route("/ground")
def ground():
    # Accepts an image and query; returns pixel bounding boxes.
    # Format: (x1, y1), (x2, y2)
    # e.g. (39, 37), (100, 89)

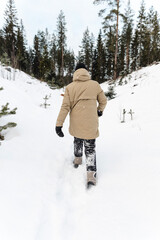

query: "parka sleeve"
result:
(97, 84), (107, 112)
(56, 88), (71, 126)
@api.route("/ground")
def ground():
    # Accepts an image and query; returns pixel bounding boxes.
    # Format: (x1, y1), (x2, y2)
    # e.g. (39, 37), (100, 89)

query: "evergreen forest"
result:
(0, 0), (160, 87)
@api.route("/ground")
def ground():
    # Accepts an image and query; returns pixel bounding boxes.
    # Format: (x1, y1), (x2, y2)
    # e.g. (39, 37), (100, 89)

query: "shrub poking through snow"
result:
(0, 98), (17, 140)
(105, 86), (116, 100)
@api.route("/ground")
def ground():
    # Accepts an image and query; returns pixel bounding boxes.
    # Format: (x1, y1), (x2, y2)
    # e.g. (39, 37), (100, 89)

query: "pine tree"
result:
(118, 32), (125, 76)
(147, 8), (160, 63)
(141, 26), (151, 67)
(40, 44), (51, 79)
(0, 30), (5, 59)
(93, 0), (122, 80)
(136, 0), (148, 67)
(32, 35), (41, 79)
(105, 26), (116, 78)
(45, 33), (58, 86)
(37, 30), (51, 79)
(79, 28), (95, 72)
(92, 30), (106, 83)
(56, 10), (67, 81)
(16, 20), (28, 71)
(50, 33), (57, 74)
(92, 48), (98, 80)
(121, 0), (133, 73)
(90, 33), (95, 74)
(79, 28), (91, 70)
(27, 47), (34, 75)
(152, 11), (160, 62)
(3, 0), (18, 68)
(131, 29), (139, 71)
(64, 49), (75, 84)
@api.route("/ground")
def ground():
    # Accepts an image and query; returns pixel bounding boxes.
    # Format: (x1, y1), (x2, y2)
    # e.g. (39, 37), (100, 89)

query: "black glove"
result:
(55, 126), (64, 137)
(97, 110), (103, 117)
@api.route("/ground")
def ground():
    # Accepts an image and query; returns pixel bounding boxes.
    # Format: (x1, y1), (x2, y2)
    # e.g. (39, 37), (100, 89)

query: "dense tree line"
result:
(0, 1), (75, 87)
(0, 0), (160, 87)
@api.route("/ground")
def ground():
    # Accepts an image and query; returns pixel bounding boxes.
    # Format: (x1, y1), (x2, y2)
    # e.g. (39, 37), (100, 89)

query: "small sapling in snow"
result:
(40, 94), (51, 108)
(121, 109), (126, 123)
(128, 109), (134, 120)
(121, 108), (135, 123)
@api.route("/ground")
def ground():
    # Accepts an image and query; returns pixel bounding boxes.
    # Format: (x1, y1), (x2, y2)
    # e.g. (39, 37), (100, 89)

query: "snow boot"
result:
(73, 157), (82, 168)
(87, 171), (96, 188)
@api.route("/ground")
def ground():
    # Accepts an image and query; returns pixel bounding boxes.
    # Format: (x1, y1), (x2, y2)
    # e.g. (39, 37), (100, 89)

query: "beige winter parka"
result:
(56, 68), (107, 139)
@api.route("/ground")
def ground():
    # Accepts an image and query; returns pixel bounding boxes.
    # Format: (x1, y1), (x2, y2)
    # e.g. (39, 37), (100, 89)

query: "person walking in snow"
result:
(55, 63), (107, 188)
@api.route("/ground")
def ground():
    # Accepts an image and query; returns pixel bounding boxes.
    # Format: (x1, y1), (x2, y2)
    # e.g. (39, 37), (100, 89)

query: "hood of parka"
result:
(73, 68), (91, 82)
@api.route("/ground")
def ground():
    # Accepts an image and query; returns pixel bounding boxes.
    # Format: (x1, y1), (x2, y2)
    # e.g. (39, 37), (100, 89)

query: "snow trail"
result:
(0, 64), (160, 240)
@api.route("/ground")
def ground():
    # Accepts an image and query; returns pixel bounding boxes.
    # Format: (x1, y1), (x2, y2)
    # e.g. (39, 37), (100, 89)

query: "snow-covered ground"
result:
(0, 63), (160, 240)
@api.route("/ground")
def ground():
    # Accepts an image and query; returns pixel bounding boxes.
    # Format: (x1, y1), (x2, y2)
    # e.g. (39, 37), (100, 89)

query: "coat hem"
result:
(69, 130), (99, 140)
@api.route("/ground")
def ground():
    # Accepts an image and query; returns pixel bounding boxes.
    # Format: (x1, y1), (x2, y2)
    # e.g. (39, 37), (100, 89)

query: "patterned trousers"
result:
(74, 137), (96, 172)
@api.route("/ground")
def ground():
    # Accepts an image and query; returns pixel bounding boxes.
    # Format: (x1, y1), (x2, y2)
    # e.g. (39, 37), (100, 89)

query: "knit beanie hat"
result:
(75, 63), (87, 71)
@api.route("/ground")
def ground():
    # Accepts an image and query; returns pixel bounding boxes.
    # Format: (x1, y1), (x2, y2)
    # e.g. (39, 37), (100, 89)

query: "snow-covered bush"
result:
(0, 88), (17, 140)
(105, 86), (116, 100)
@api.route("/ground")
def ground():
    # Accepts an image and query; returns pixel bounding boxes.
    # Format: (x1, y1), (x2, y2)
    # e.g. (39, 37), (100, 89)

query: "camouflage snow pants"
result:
(74, 137), (97, 172)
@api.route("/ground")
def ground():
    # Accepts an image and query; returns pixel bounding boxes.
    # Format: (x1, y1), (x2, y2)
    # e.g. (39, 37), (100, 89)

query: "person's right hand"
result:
(55, 126), (64, 137)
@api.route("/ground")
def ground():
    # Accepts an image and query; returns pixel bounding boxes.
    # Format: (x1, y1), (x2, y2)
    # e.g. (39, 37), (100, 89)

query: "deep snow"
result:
(0, 63), (160, 240)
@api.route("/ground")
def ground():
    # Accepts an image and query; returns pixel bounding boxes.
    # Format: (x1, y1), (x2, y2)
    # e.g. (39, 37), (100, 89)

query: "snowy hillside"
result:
(0, 63), (160, 240)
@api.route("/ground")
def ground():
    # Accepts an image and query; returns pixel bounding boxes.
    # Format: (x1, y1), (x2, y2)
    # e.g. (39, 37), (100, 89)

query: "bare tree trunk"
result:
(113, 0), (119, 80)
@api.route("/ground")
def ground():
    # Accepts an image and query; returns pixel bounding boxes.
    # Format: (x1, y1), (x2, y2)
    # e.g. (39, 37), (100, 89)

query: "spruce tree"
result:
(92, 48), (98, 80)
(50, 33), (57, 74)
(3, 0), (18, 68)
(90, 33), (95, 74)
(152, 11), (160, 62)
(105, 26), (116, 78)
(141, 26), (151, 67)
(32, 35), (41, 79)
(79, 28), (95, 72)
(27, 47), (34, 75)
(121, 0), (133, 73)
(0, 30), (5, 59)
(16, 20), (28, 71)
(118, 33), (125, 76)
(37, 30), (51, 79)
(40, 43), (51, 79)
(92, 30), (106, 83)
(56, 10), (67, 81)
(93, 0), (122, 80)
(131, 29), (139, 71)
(147, 8), (160, 63)
(64, 49), (75, 84)
(136, 0), (148, 67)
